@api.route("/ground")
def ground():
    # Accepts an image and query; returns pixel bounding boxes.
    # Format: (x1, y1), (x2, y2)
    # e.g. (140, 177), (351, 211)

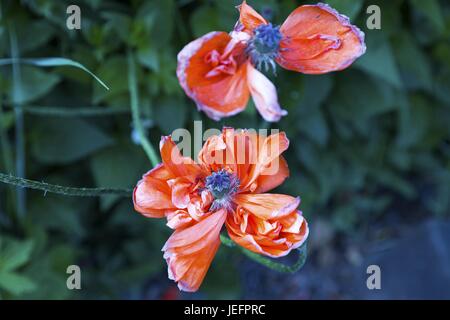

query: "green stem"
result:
(9, 23), (26, 217)
(220, 234), (307, 274)
(127, 51), (159, 167)
(0, 100), (17, 215)
(0, 172), (132, 197)
(0, 104), (14, 175)
(18, 105), (131, 117)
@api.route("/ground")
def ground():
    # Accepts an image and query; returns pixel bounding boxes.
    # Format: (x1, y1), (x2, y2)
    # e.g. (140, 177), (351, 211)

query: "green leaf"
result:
(0, 57), (109, 90)
(90, 143), (148, 210)
(0, 239), (34, 272)
(137, 45), (159, 72)
(29, 196), (85, 237)
(153, 97), (187, 132)
(298, 109), (329, 147)
(396, 94), (432, 148)
(8, 66), (60, 104)
(139, 0), (175, 48)
(31, 118), (114, 164)
(16, 21), (56, 54)
(93, 56), (127, 103)
(332, 71), (397, 121)
(0, 272), (37, 296)
(298, 75), (334, 111)
(410, 0), (445, 33)
(190, 5), (220, 38)
(393, 33), (433, 91)
(355, 33), (403, 88)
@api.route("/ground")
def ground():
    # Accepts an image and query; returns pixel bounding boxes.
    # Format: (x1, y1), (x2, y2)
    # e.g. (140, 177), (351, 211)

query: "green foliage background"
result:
(0, 0), (449, 299)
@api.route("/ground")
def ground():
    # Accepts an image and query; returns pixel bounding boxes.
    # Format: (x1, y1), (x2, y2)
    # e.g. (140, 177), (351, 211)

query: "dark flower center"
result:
(247, 23), (282, 73)
(205, 169), (239, 211)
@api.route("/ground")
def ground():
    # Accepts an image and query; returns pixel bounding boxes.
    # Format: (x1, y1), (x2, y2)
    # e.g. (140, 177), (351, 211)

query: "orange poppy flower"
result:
(133, 128), (309, 292)
(177, 1), (366, 122)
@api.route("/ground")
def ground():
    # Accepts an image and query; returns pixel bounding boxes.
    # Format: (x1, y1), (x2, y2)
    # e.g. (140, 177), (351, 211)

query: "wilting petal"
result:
(253, 156), (289, 193)
(187, 190), (214, 222)
(197, 132), (235, 173)
(168, 178), (192, 209)
(241, 131), (289, 190)
(226, 209), (308, 258)
(177, 31), (250, 121)
(237, 0), (267, 32)
(162, 209), (227, 292)
(234, 193), (300, 219)
(277, 3), (366, 74)
(160, 136), (204, 181)
(166, 209), (194, 229)
(247, 63), (287, 122)
(133, 164), (175, 218)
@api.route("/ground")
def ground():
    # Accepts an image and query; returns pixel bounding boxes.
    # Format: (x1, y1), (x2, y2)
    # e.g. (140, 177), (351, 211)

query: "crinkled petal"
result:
(241, 131), (290, 190)
(166, 209), (194, 230)
(133, 164), (175, 218)
(198, 128), (290, 193)
(237, 0), (267, 32)
(233, 193), (300, 220)
(167, 178), (192, 209)
(177, 31), (250, 121)
(277, 3), (366, 74)
(253, 156), (289, 193)
(162, 209), (227, 292)
(226, 209), (309, 258)
(160, 136), (204, 181)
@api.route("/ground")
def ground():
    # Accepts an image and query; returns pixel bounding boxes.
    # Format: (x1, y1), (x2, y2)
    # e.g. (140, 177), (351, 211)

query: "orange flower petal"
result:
(226, 209), (308, 258)
(167, 177), (192, 209)
(241, 131), (290, 190)
(177, 31), (250, 120)
(237, 0), (267, 32)
(277, 3), (366, 74)
(162, 209), (227, 292)
(197, 129), (237, 173)
(253, 155), (289, 193)
(198, 129), (290, 193)
(166, 209), (194, 230)
(234, 193), (300, 220)
(160, 136), (204, 181)
(133, 164), (175, 218)
(247, 63), (287, 122)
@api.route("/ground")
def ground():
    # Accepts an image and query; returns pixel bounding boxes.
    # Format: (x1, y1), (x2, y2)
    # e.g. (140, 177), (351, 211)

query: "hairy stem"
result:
(18, 105), (131, 117)
(0, 172), (132, 197)
(220, 234), (307, 274)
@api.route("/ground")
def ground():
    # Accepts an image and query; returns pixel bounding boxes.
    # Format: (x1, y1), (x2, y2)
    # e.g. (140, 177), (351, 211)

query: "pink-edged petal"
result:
(247, 63), (287, 122)
(162, 209), (227, 292)
(177, 31), (250, 121)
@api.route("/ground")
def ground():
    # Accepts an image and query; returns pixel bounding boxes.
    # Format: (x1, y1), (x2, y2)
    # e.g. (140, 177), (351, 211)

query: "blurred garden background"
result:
(0, 0), (450, 299)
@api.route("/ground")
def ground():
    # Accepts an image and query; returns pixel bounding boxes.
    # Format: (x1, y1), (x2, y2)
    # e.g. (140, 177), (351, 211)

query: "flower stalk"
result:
(0, 172), (132, 197)
(220, 234), (307, 274)
(127, 50), (160, 167)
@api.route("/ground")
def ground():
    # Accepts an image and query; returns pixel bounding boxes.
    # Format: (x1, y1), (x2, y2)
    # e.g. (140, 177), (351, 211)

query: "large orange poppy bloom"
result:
(134, 128), (308, 292)
(177, 1), (366, 122)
